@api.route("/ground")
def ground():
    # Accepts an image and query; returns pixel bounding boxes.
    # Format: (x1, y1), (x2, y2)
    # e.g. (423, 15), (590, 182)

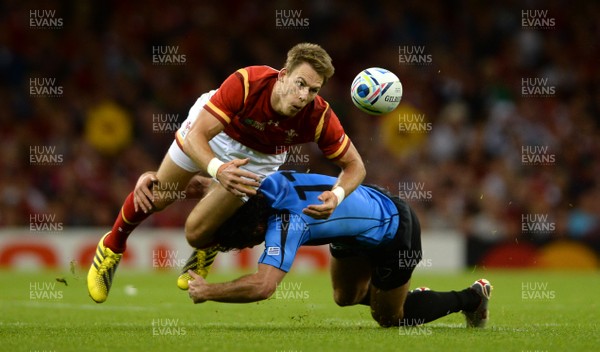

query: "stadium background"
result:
(0, 0), (599, 271)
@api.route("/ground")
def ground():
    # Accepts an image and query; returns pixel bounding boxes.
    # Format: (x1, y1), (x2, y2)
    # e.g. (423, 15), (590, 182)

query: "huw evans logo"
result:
(30, 9), (63, 29)
(399, 319), (433, 336)
(29, 213), (63, 232)
(521, 214), (555, 234)
(152, 46), (186, 65)
(29, 145), (64, 165)
(153, 114), (181, 133)
(521, 77), (555, 97)
(29, 78), (63, 97)
(29, 281), (63, 300)
(276, 145), (310, 166)
(398, 182), (432, 202)
(521, 281), (556, 300)
(152, 250), (186, 269)
(275, 213), (308, 232)
(521, 9), (555, 29)
(152, 181), (186, 202)
(151, 318), (187, 336)
(521, 145), (555, 165)
(398, 113), (432, 133)
(275, 281), (310, 300)
(275, 9), (309, 29)
(399, 46), (432, 65)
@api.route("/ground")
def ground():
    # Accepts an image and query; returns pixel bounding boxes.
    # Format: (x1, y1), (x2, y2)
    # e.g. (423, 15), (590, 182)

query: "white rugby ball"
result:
(350, 67), (403, 115)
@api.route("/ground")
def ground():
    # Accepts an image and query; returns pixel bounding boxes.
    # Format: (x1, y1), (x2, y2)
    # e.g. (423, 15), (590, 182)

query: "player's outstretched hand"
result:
(216, 158), (261, 197)
(302, 190), (337, 219)
(187, 270), (208, 304)
(133, 171), (158, 213)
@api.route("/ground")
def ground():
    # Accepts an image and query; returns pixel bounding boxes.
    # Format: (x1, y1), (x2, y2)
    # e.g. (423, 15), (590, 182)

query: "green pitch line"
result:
(0, 269), (598, 352)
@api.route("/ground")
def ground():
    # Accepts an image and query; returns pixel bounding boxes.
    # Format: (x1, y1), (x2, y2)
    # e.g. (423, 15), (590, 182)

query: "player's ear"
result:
(278, 68), (287, 81)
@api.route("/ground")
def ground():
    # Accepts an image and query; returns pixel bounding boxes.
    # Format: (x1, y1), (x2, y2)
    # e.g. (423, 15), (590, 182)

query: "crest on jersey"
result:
(284, 129), (299, 144)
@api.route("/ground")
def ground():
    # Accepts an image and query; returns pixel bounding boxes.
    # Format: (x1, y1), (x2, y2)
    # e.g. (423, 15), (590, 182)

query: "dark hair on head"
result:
(213, 193), (273, 252)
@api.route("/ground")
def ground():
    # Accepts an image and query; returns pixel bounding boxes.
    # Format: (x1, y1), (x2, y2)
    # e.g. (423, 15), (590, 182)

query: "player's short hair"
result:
(284, 43), (335, 84)
(213, 193), (272, 252)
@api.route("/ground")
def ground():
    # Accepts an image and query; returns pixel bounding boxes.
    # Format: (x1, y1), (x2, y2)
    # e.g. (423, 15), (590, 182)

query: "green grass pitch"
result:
(1, 268), (598, 352)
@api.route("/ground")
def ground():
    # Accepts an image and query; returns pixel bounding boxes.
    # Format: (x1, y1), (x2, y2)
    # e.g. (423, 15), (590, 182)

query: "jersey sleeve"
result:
(257, 213), (306, 272)
(203, 69), (248, 126)
(315, 106), (351, 160)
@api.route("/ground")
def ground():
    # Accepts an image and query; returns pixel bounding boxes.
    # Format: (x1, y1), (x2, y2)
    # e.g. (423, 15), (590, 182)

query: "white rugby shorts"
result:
(167, 90), (287, 179)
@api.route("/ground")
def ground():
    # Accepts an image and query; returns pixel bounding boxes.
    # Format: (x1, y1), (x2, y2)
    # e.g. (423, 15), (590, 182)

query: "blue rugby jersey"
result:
(257, 171), (401, 272)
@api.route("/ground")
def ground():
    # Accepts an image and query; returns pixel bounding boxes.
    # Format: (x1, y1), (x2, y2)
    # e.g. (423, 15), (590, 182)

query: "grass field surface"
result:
(0, 269), (598, 352)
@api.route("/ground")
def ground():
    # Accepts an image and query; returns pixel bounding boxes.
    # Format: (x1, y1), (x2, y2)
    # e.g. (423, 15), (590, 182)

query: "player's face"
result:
(277, 62), (323, 116)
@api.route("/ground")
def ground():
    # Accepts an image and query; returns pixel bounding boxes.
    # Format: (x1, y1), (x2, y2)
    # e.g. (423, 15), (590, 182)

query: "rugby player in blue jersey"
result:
(187, 171), (492, 328)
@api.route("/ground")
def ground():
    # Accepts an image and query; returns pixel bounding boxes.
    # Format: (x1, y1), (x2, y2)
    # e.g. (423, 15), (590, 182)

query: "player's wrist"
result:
(331, 186), (345, 205)
(207, 158), (225, 179)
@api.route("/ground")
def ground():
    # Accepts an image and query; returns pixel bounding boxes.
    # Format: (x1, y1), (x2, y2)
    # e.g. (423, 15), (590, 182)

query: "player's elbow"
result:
(341, 157), (365, 176)
(181, 135), (194, 156)
(255, 282), (277, 301)
(181, 127), (208, 157)
(356, 160), (366, 183)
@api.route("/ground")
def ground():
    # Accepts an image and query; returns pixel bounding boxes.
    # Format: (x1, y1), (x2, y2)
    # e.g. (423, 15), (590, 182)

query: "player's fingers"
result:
(304, 202), (335, 217)
(232, 169), (261, 183)
(318, 190), (336, 203)
(142, 184), (154, 201)
(232, 183), (257, 196)
(188, 269), (200, 279)
(223, 171), (260, 187)
(224, 183), (252, 197)
(133, 191), (146, 213)
(135, 190), (152, 213)
(236, 175), (261, 188)
(188, 270), (204, 282)
(306, 203), (331, 212)
(302, 208), (329, 219)
(134, 197), (142, 213)
(231, 158), (250, 166)
(302, 206), (331, 219)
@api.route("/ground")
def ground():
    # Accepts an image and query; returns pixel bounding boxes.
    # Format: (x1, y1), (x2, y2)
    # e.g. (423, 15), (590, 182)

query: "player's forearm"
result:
(203, 274), (276, 303)
(335, 159), (365, 194)
(182, 110), (225, 174)
(333, 144), (366, 197)
(183, 131), (215, 172)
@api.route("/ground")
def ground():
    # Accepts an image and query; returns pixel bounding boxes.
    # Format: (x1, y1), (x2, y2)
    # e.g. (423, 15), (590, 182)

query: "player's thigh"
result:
(330, 255), (371, 306)
(369, 279), (410, 328)
(156, 153), (197, 190)
(184, 182), (244, 246)
(152, 153), (197, 209)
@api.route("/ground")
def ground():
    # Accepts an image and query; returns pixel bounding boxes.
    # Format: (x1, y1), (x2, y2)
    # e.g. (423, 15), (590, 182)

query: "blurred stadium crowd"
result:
(1, 1), (598, 262)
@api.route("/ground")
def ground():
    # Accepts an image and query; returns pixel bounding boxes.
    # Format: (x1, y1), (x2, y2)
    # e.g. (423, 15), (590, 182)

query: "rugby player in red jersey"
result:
(87, 43), (366, 303)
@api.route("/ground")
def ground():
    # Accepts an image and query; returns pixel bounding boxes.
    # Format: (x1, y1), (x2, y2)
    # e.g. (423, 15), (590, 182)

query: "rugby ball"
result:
(350, 67), (403, 115)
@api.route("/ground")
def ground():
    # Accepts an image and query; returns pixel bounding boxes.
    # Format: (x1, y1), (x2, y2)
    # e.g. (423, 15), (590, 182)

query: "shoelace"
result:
(98, 254), (120, 275)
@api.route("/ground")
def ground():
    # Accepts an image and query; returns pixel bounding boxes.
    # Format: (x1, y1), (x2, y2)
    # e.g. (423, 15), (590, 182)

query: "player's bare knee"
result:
(184, 222), (209, 248)
(372, 309), (403, 328)
(185, 221), (219, 249)
(333, 291), (353, 307)
(333, 289), (363, 307)
(184, 231), (210, 249)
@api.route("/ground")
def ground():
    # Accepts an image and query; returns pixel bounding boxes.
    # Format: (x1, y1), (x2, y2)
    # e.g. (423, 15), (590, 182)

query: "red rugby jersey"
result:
(203, 66), (350, 160)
